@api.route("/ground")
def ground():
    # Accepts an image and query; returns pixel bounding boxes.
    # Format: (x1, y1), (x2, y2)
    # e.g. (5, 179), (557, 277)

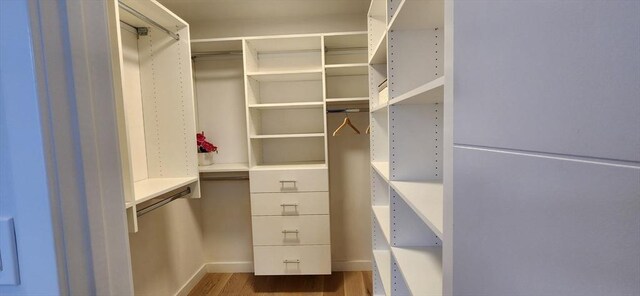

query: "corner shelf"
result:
(371, 161), (390, 182)
(373, 250), (392, 296)
(390, 180), (444, 237)
(372, 205), (391, 244)
(389, 76), (445, 106)
(198, 163), (249, 173)
(127, 177), (198, 208)
(392, 246), (443, 295)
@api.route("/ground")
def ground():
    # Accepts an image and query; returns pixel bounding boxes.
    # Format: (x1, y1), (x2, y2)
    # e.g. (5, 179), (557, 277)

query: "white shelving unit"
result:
(113, 0), (200, 232)
(368, 0), (447, 294)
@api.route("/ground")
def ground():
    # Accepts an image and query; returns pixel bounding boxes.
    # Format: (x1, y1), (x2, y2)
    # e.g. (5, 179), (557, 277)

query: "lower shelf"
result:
(392, 246), (442, 296)
(127, 177), (198, 208)
(372, 205), (391, 244)
(198, 162), (249, 173)
(373, 250), (391, 296)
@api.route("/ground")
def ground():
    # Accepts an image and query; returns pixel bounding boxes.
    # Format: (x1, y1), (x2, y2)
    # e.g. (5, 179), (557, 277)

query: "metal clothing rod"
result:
(136, 187), (191, 217)
(327, 108), (369, 113)
(118, 0), (180, 41)
(200, 175), (249, 181)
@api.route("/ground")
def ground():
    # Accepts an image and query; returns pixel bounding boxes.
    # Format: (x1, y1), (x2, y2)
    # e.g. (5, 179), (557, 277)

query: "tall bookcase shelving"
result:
(368, 0), (447, 294)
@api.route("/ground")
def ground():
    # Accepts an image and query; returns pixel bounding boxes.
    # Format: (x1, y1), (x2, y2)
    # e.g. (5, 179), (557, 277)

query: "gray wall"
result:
(452, 1), (640, 295)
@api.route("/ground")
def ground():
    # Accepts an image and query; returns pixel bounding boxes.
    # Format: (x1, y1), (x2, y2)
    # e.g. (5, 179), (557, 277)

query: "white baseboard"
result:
(174, 264), (208, 296)
(332, 260), (372, 271)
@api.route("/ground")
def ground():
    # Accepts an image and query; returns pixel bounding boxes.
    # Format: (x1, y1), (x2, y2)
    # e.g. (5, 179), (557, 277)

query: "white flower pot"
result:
(198, 152), (215, 166)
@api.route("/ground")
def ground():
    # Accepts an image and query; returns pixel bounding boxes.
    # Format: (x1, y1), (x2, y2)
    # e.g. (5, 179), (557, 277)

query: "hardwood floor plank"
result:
(321, 272), (344, 296)
(362, 271), (373, 296)
(188, 273), (232, 296)
(219, 273), (253, 295)
(343, 271), (366, 296)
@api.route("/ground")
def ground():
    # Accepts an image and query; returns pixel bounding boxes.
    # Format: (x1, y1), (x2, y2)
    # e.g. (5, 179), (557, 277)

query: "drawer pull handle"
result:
(283, 259), (300, 264)
(279, 180), (297, 190)
(280, 203), (299, 208)
(282, 229), (299, 234)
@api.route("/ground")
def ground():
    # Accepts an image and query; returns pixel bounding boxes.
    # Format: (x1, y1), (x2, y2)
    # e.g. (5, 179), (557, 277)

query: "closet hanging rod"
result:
(136, 187), (191, 217)
(118, 0), (180, 41)
(327, 108), (369, 113)
(200, 175), (249, 181)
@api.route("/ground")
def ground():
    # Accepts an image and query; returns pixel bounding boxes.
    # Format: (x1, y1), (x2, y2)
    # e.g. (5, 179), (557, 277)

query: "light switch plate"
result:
(0, 217), (20, 285)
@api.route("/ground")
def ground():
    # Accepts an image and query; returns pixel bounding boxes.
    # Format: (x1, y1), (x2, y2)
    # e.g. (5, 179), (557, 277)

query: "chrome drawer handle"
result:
(282, 229), (299, 234)
(280, 203), (299, 208)
(283, 259), (300, 264)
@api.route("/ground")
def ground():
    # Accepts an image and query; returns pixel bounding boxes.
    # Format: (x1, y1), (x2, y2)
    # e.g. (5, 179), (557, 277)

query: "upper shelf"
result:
(248, 102), (324, 110)
(388, 0), (445, 31)
(371, 161), (390, 182)
(245, 35), (321, 52)
(191, 38), (242, 54)
(390, 180), (444, 237)
(389, 77), (445, 105)
(127, 177), (198, 208)
(246, 70), (323, 82)
(373, 205), (391, 244)
(251, 161), (327, 171)
(250, 133), (325, 139)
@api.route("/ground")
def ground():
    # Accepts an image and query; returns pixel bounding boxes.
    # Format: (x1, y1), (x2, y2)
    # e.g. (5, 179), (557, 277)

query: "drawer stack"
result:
(249, 168), (331, 275)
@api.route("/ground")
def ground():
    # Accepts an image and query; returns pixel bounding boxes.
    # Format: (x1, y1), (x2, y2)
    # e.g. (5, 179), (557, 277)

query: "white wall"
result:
(452, 1), (640, 294)
(0, 0), (61, 294)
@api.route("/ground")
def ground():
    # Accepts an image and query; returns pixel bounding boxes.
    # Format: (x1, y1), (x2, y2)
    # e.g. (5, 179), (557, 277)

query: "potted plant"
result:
(196, 131), (218, 166)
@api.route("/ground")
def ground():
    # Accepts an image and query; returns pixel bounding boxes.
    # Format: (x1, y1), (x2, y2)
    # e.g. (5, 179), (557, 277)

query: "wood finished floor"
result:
(188, 271), (373, 296)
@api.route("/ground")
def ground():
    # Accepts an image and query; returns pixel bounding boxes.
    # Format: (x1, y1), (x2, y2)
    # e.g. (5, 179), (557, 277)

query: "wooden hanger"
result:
(365, 125), (370, 134)
(333, 113), (361, 136)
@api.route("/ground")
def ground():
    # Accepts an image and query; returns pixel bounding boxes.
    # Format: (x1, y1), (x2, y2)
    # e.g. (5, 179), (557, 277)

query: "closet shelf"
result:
(372, 205), (391, 244)
(325, 97), (369, 105)
(248, 102), (324, 110)
(324, 63), (368, 76)
(391, 246), (443, 296)
(128, 177), (198, 208)
(199, 163), (249, 173)
(371, 102), (388, 113)
(368, 33), (387, 65)
(373, 250), (392, 296)
(389, 77), (445, 106)
(251, 161), (327, 171)
(388, 0), (445, 31)
(371, 161), (390, 182)
(246, 70), (323, 82)
(390, 180), (444, 237)
(250, 133), (325, 139)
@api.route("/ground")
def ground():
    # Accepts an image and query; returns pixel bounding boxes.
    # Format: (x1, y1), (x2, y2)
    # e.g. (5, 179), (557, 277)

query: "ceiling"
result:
(157, 0), (370, 23)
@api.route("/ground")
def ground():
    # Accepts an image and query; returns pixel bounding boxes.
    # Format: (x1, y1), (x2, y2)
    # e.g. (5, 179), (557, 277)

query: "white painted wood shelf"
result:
(198, 163), (250, 173)
(250, 133), (325, 139)
(372, 205), (391, 244)
(128, 177), (198, 208)
(325, 63), (368, 76)
(325, 97), (369, 104)
(371, 161), (390, 182)
(251, 162), (327, 171)
(389, 77), (445, 106)
(388, 0), (444, 31)
(369, 33), (387, 64)
(390, 180), (443, 237)
(392, 247), (443, 296)
(371, 102), (388, 113)
(248, 102), (324, 109)
(246, 70), (323, 82)
(373, 250), (392, 296)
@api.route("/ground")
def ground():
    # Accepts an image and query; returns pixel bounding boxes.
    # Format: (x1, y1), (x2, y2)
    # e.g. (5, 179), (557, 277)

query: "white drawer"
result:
(251, 192), (329, 216)
(253, 245), (331, 275)
(252, 215), (330, 246)
(249, 168), (328, 193)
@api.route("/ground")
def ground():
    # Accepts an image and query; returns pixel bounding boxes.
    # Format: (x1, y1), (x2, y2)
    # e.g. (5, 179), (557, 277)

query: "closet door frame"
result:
(26, 0), (133, 294)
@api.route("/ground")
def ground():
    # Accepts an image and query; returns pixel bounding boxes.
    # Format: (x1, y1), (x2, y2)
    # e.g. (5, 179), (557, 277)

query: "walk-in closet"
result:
(87, 0), (639, 295)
